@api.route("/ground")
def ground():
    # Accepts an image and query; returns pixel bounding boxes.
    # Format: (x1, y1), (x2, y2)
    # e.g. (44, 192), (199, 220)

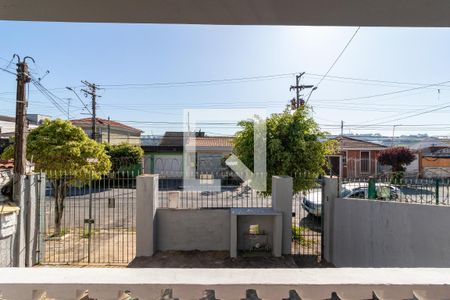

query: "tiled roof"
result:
(0, 160), (13, 169)
(71, 118), (142, 134)
(410, 138), (449, 150)
(187, 136), (233, 148)
(335, 136), (386, 150)
(159, 132), (185, 147)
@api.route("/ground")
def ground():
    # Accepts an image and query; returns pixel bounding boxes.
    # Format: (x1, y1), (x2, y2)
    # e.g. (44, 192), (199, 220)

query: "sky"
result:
(1, 21), (450, 137)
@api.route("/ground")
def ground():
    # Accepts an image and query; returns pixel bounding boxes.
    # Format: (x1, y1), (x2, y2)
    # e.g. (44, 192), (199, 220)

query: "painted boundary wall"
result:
(2, 268), (450, 300)
(156, 209), (230, 251)
(0, 173), (44, 267)
(328, 197), (450, 267)
(136, 175), (292, 257)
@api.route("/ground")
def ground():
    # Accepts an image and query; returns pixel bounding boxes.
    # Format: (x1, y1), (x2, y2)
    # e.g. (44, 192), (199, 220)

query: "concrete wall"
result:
(156, 209), (230, 251)
(236, 215), (273, 251)
(330, 197), (450, 267)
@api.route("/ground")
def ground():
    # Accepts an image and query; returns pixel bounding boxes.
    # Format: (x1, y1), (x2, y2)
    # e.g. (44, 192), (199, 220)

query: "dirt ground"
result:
(128, 251), (333, 268)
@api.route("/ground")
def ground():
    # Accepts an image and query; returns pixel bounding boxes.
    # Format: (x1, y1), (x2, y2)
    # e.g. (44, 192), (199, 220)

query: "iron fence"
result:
(341, 176), (450, 205)
(38, 171), (138, 265)
(157, 171), (271, 209)
(291, 178), (323, 261)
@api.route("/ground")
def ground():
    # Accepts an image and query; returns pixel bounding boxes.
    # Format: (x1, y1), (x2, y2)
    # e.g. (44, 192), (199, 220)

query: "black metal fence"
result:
(38, 171), (138, 265)
(291, 179), (323, 262)
(341, 176), (450, 205)
(157, 171), (271, 209)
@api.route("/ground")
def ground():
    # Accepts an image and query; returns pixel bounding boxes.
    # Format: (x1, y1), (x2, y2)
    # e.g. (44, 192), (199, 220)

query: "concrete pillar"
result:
(38, 173), (46, 264)
(322, 176), (339, 263)
(25, 174), (37, 267)
(13, 175), (26, 267)
(271, 175), (293, 255)
(272, 214), (282, 257)
(136, 174), (159, 257)
(230, 213), (237, 258)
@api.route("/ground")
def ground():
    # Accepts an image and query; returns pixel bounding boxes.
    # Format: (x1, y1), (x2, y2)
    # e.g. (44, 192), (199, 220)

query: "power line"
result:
(314, 27), (360, 89)
(96, 73), (295, 89)
(315, 79), (450, 103)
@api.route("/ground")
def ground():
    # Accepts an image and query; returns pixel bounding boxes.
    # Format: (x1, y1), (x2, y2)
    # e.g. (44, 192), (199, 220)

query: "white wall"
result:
(329, 198), (450, 267)
(155, 209), (230, 251)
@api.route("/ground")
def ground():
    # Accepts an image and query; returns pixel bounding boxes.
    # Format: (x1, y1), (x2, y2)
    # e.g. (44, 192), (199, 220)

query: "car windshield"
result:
(340, 188), (353, 198)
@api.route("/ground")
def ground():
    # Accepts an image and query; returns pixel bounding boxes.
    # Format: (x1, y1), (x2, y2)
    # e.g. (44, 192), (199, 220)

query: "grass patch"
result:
(292, 225), (317, 248)
(81, 229), (93, 239)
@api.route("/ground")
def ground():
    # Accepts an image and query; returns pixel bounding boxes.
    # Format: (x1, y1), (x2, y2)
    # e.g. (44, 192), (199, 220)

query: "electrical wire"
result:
(314, 27), (360, 89)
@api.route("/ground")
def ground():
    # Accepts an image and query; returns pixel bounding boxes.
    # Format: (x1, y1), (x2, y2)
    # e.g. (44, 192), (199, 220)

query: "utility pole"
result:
(107, 116), (111, 144)
(340, 120), (344, 136)
(13, 55), (34, 179)
(64, 97), (71, 120)
(290, 72), (314, 110)
(81, 81), (100, 141)
(392, 125), (400, 146)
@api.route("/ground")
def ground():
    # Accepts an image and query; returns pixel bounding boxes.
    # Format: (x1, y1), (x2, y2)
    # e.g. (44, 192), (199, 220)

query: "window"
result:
(360, 151), (370, 173)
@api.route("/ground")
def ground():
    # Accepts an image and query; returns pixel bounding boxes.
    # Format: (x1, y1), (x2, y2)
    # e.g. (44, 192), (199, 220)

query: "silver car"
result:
(301, 183), (402, 217)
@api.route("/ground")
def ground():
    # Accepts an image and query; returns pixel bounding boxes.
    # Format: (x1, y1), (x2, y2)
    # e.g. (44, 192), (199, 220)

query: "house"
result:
(141, 132), (234, 177)
(185, 136), (233, 173)
(411, 138), (450, 178)
(0, 114), (45, 138)
(328, 136), (386, 178)
(141, 132), (184, 177)
(0, 114), (49, 155)
(71, 118), (142, 145)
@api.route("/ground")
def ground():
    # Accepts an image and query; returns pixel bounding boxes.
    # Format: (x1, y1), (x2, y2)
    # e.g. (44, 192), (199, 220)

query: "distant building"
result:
(141, 132), (233, 178)
(0, 114), (46, 138)
(328, 136), (386, 178)
(71, 118), (142, 145)
(411, 138), (450, 178)
(185, 136), (233, 173)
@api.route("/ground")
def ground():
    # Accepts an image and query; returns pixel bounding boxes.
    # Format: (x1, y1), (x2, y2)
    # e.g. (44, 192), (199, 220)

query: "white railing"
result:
(0, 268), (449, 300)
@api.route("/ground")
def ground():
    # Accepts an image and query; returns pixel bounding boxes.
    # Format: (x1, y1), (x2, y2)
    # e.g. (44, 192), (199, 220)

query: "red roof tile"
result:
(0, 160), (14, 169)
(335, 136), (386, 150)
(71, 118), (142, 134)
(187, 136), (233, 148)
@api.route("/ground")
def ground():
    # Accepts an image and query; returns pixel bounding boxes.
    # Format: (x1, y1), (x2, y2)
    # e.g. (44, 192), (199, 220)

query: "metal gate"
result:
(292, 178), (323, 264)
(37, 171), (137, 265)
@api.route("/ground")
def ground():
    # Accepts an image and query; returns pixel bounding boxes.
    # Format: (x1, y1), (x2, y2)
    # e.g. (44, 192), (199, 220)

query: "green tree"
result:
(0, 144), (14, 160)
(233, 106), (336, 194)
(28, 119), (111, 236)
(104, 143), (144, 172)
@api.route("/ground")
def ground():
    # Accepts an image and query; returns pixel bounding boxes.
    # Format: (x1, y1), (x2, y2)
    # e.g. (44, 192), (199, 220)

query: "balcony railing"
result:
(0, 268), (449, 300)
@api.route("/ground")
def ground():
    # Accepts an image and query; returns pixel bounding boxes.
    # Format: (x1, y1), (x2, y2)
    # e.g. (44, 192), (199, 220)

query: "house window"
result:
(360, 151), (370, 173)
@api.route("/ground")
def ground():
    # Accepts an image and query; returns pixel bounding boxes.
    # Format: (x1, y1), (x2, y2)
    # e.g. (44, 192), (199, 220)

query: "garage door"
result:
(154, 155), (183, 178)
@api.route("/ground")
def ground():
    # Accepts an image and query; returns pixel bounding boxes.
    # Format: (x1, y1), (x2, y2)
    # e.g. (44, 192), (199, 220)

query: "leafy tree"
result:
(377, 147), (415, 173)
(233, 106), (336, 194)
(0, 144), (14, 160)
(104, 143), (144, 172)
(28, 119), (111, 236)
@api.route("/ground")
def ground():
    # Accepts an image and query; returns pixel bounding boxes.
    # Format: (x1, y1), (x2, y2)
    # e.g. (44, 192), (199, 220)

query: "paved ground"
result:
(42, 229), (135, 265)
(128, 251), (299, 268)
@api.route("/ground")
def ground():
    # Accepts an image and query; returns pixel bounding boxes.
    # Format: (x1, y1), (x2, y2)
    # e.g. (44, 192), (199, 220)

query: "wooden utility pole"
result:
(290, 72), (314, 110)
(13, 55), (33, 178)
(107, 116), (111, 143)
(81, 81), (99, 141)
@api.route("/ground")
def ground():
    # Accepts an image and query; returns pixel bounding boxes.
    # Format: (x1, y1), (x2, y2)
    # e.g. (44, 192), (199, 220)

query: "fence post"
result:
(271, 175), (293, 255)
(13, 175), (26, 267)
(37, 173), (46, 264)
(322, 176), (339, 263)
(136, 174), (159, 257)
(368, 177), (377, 199)
(435, 178), (440, 205)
